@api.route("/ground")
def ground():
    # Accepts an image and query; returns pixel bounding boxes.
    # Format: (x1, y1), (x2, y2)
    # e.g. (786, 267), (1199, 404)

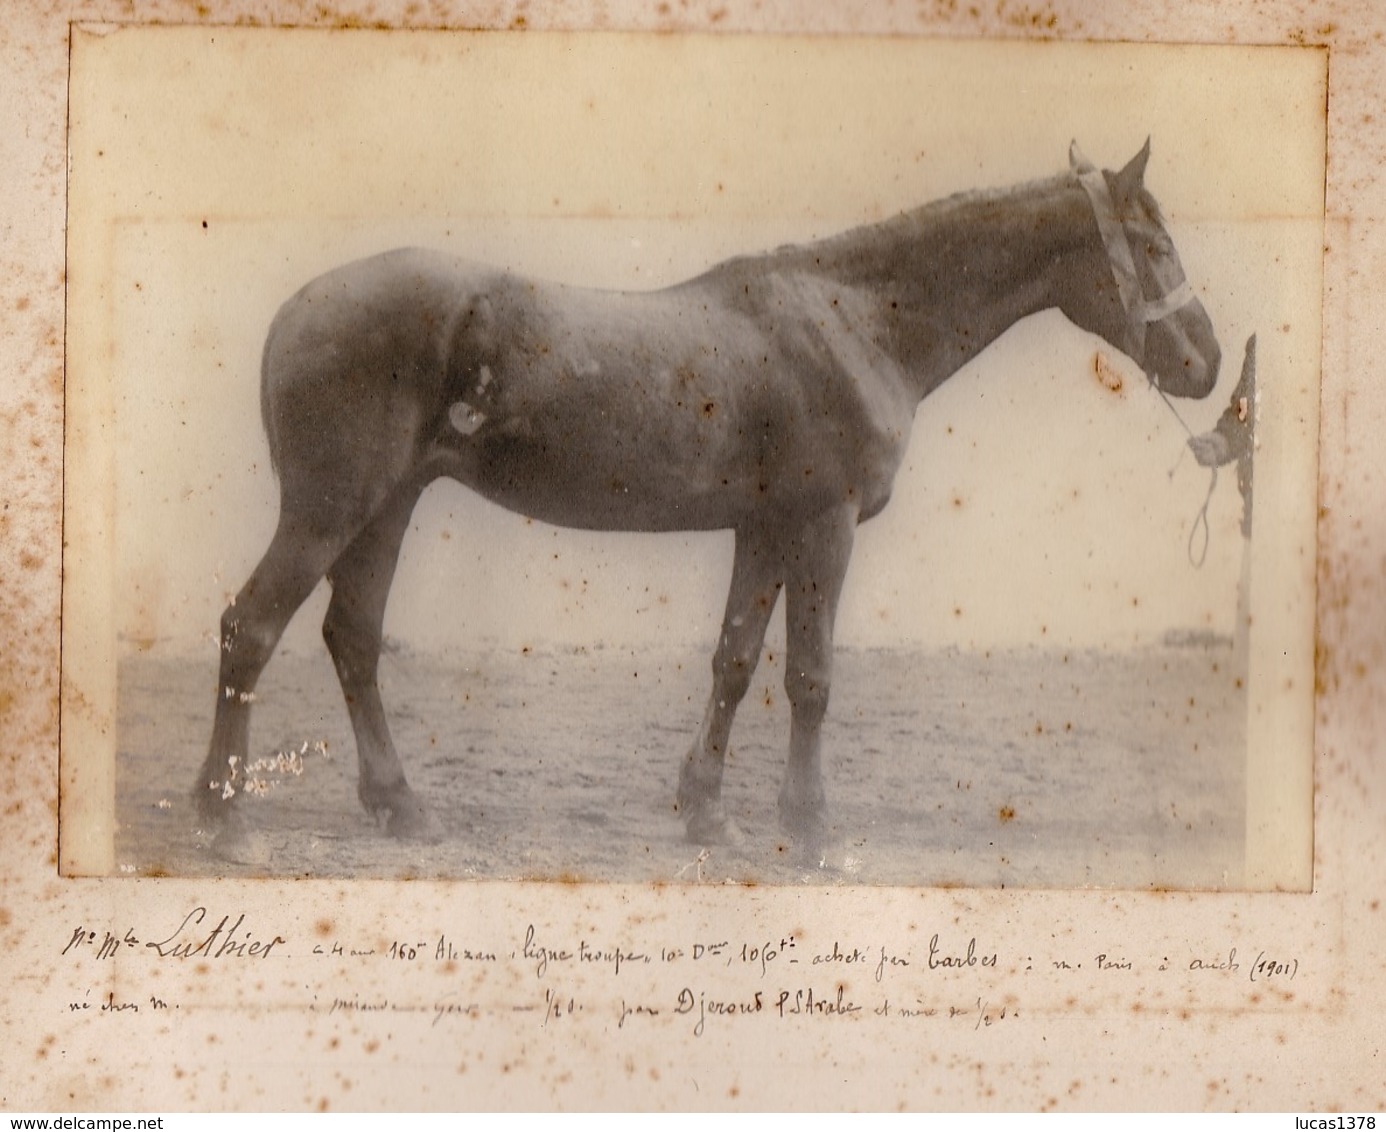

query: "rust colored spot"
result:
(998, 805), (1016, 822)
(1093, 351), (1125, 393)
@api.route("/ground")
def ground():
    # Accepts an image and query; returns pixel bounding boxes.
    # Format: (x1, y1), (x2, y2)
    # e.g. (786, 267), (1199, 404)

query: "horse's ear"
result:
(1114, 137), (1152, 195)
(1068, 140), (1096, 174)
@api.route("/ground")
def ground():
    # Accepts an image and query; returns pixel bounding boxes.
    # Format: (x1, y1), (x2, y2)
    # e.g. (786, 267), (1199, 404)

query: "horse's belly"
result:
(466, 426), (764, 532)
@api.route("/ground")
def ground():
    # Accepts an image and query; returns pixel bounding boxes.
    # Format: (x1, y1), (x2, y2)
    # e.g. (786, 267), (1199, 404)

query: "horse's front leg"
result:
(677, 523), (784, 846)
(780, 501), (859, 847)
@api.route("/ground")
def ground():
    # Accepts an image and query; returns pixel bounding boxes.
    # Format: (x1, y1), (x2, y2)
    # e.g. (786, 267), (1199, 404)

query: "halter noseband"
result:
(1073, 157), (1196, 377)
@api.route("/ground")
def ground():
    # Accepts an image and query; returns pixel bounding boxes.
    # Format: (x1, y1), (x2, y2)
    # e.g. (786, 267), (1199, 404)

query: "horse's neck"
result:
(786, 176), (1099, 401)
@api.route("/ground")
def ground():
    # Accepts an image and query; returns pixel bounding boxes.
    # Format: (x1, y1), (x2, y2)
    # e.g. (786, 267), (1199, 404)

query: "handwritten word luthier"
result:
(62, 908), (284, 962)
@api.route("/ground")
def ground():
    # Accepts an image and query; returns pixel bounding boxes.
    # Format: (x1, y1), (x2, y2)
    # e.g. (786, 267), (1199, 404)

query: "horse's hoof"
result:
(361, 779), (442, 842)
(777, 794), (832, 851)
(213, 827), (272, 867)
(385, 798), (444, 842)
(786, 829), (850, 873)
(684, 806), (745, 848)
(201, 811), (271, 867)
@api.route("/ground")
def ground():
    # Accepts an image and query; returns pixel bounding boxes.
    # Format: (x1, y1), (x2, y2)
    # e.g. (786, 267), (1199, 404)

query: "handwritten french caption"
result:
(58, 909), (1301, 1034)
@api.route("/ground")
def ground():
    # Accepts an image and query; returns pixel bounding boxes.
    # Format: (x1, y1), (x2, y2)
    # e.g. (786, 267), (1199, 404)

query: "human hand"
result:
(1187, 431), (1232, 467)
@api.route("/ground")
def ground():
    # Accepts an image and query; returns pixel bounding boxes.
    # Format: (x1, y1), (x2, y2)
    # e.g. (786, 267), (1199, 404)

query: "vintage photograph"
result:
(62, 30), (1322, 889)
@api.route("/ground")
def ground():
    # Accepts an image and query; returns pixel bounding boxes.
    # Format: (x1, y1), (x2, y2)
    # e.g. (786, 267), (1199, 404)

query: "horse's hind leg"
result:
(677, 523), (783, 846)
(193, 509), (357, 852)
(321, 478), (439, 840)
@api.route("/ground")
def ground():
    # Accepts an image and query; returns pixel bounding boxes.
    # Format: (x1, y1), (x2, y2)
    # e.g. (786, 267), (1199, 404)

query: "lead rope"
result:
(1187, 466), (1217, 568)
(1149, 377), (1218, 568)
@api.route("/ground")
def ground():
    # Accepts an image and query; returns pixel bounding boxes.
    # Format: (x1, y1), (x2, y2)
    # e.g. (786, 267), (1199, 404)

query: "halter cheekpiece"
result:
(1072, 146), (1196, 379)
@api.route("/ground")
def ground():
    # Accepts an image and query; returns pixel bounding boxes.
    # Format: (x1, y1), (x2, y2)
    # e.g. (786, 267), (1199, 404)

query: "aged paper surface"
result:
(4, 1), (1384, 1113)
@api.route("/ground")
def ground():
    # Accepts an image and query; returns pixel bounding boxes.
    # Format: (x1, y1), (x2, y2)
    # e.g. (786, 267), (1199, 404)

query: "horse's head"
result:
(1063, 140), (1220, 398)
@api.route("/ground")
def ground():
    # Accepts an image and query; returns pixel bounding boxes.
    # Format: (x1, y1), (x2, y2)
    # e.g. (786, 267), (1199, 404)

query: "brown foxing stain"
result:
(993, 1), (1070, 34)
(1093, 351), (1125, 394)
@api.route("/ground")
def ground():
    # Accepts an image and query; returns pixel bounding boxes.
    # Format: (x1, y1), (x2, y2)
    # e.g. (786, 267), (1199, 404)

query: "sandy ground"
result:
(114, 641), (1245, 888)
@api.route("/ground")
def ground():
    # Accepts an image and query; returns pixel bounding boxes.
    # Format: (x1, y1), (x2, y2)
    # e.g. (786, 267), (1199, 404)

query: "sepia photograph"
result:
(62, 30), (1321, 891)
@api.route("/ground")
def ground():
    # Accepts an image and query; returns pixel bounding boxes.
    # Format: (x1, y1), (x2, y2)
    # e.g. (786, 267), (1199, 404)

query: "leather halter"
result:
(1075, 163), (1196, 377)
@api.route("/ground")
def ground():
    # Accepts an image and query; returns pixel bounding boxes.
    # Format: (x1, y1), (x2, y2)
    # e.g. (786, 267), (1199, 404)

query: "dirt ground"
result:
(114, 641), (1245, 889)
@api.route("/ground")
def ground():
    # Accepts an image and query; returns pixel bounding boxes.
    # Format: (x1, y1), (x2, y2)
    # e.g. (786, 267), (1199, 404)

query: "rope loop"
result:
(1187, 465), (1218, 568)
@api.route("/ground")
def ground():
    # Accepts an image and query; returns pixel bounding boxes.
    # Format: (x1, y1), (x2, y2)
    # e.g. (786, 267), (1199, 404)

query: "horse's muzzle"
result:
(1148, 303), (1221, 399)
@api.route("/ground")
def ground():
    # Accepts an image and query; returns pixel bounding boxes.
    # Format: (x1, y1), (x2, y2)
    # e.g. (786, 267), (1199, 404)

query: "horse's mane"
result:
(813, 172), (1077, 254)
(706, 171), (1083, 282)
(725, 169), (1164, 281)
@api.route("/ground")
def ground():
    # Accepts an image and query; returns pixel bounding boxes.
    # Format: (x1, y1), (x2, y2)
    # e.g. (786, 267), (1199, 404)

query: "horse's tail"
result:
(259, 305), (288, 482)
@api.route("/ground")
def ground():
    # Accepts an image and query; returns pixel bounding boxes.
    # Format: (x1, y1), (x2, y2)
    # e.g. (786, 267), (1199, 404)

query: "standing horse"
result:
(194, 141), (1220, 859)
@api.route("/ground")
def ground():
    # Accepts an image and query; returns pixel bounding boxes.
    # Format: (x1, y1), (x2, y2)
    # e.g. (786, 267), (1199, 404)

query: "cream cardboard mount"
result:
(2, 17), (1368, 1113)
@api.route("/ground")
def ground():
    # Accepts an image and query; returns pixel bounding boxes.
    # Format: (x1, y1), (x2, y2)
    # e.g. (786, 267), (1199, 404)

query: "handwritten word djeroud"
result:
(666, 986), (861, 1037)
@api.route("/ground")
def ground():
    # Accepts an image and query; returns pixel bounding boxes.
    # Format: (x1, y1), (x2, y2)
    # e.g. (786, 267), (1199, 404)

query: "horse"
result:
(193, 140), (1221, 860)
